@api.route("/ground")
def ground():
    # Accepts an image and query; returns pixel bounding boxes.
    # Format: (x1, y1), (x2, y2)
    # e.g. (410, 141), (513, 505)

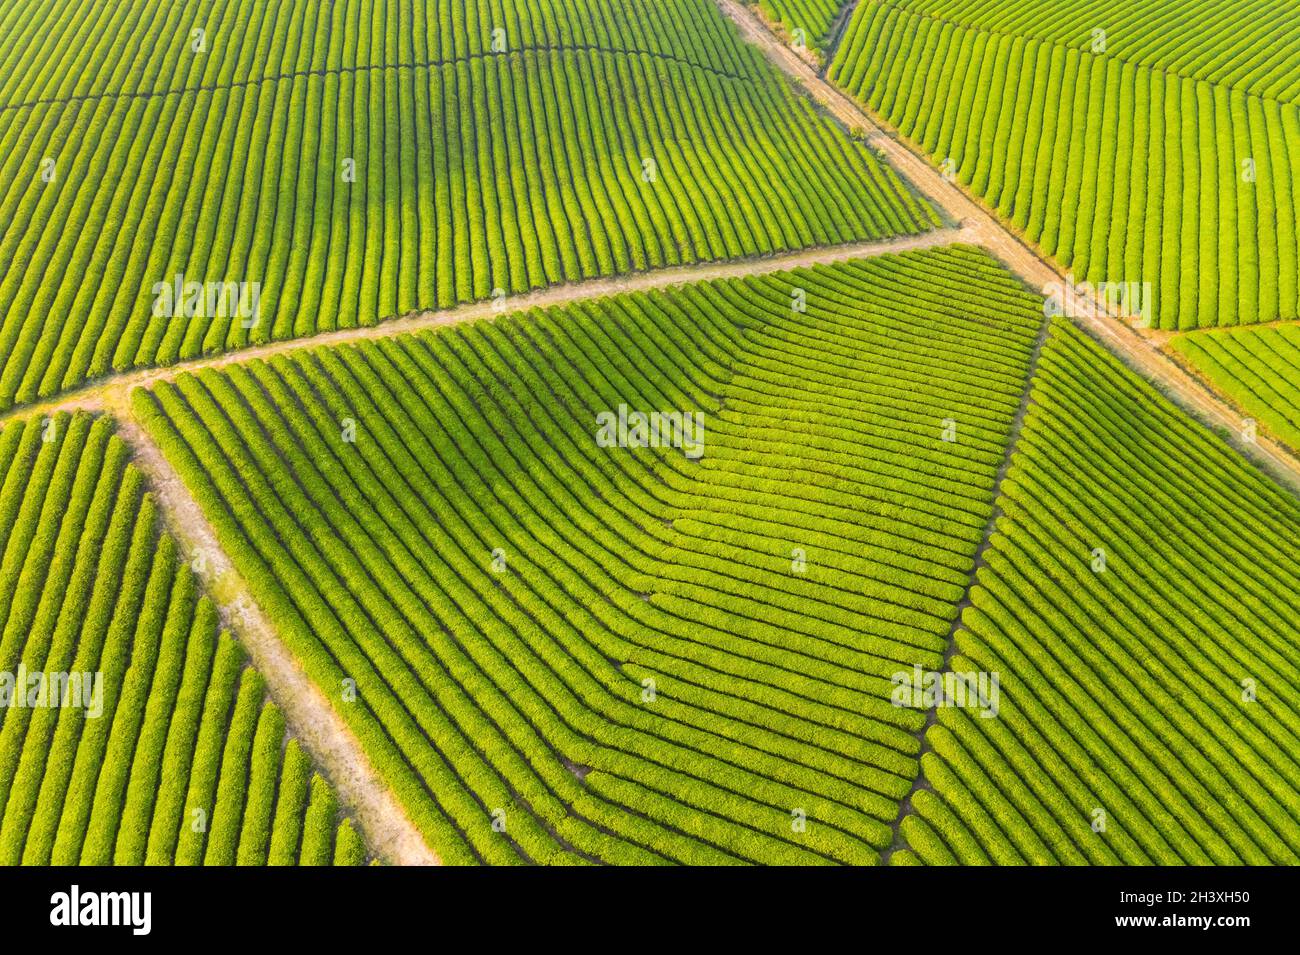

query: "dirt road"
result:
(0, 226), (971, 432)
(108, 405), (440, 866)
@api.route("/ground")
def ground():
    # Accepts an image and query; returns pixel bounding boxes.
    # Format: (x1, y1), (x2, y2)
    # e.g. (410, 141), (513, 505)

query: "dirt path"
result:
(0, 226), (971, 433)
(107, 403), (439, 866)
(712, 0), (1300, 496)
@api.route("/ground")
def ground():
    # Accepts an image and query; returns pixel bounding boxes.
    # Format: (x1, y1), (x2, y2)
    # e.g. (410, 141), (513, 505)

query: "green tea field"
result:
(1, 0), (1298, 917)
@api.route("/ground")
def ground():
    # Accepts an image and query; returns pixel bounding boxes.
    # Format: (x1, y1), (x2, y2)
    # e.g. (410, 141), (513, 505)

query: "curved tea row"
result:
(830, 0), (1300, 331)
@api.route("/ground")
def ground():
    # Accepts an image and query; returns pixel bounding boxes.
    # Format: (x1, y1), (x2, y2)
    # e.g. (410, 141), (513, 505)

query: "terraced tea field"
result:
(751, 0), (851, 55)
(1170, 326), (1300, 452)
(132, 246), (1044, 864)
(2, 0), (1299, 885)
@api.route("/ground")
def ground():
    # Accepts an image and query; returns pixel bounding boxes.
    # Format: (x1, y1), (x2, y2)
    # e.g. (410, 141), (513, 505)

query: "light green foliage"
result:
(754, 0), (852, 54)
(1171, 325), (1300, 452)
(903, 321), (1300, 864)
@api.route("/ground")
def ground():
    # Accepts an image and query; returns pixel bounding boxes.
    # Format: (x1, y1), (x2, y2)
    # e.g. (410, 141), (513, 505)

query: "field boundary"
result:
(0, 228), (970, 431)
(881, 298), (1053, 862)
(820, 1), (863, 71)
(0, 42), (750, 116)
(842, 0), (1295, 108)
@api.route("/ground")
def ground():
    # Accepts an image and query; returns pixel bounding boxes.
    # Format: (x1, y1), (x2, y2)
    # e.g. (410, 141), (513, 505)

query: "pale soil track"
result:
(0, 226), (970, 430)
(106, 404), (440, 866)
(713, 0), (1300, 498)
